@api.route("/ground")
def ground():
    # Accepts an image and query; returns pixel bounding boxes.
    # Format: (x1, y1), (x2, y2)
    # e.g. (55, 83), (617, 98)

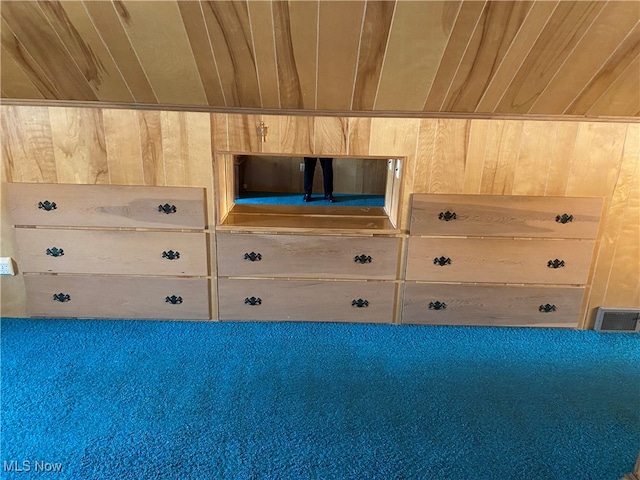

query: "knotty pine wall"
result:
(1, 105), (638, 328)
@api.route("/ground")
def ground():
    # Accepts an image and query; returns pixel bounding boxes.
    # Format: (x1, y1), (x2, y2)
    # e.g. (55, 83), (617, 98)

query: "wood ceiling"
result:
(1, 1), (639, 118)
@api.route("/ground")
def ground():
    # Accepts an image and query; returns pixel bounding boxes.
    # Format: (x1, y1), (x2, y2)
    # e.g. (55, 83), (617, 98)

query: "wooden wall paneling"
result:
(479, 120), (523, 194)
(38, 1), (133, 103)
(1, 2), (97, 101)
(351, 0), (395, 111)
(0, 106), (57, 183)
(247, 1), (280, 109)
(0, 45), (44, 100)
(212, 113), (229, 151)
(201, 0), (261, 108)
(565, 24), (640, 115)
(374, 1), (456, 111)
(476, 1), (558, 113)
(48, 107), (108, 185)
(215, 153), (235, 224)
(429, 119), (470, 193)
(273, 115), (314, 155)
(259, 114), (281, 154)
(545, 122), (579, 196)
(601, 124), (640, 309)
(497, 1), (606, 114)
(177, 1), (226, 106)
(347, 117), (371, 157)
(102, 108), (143, 185)
(316, 1), (365, 110)
(587, 56), (640, 117)
(226, 113), (262, 152)
(423, 1), (486, 112)
(413, 119), (437, 193)
(82, 1), (157, 103)
(529, 2), (640, 115)
(313, 117), (348, 156)
(512, 121), (557, 196)
(444, 1), (533, 113)
(462, 119), (490, 194)
(116, 1), (207, 106)
(138, 110), (166, 186)
(284, 0), (319, 110)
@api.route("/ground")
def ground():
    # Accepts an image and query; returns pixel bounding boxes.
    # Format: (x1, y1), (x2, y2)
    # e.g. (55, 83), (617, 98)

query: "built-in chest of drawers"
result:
(8, 183), (210, 320)
(216, 207), (401, 323)
(402, 194), (603, 328)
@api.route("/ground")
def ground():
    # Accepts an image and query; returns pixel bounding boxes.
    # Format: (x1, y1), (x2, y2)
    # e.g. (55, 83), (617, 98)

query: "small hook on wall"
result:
(257, 121), (268, 142)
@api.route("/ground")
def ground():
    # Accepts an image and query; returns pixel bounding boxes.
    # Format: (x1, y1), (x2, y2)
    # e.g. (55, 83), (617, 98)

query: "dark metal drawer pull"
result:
(53, 293), (70, 302)
(38, 200), (57, 211)
(547, 259), (565, 269)
(438, 211), (456, 221)
(428, 301), (447, 310)
(352, 299), (369, 308)
(433, 256), (451, 266)
(158, 203), (177, 214)
(244, 297), (262, 306)
(162, 250), (180, 260)
(244, 252), (262, 262)
(556, 214), (573, 224)
(165, 295), (183, 305)
(46, 247), (65, 257)
(539, 304), (556, 313)
(354, 254), (372, 264)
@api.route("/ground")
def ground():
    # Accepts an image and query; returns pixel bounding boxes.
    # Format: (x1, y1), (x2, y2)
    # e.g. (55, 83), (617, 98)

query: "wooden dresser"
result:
(216, 205), (401, 323)
(8, 183), (210, 320)
(402, 194), (603, 328)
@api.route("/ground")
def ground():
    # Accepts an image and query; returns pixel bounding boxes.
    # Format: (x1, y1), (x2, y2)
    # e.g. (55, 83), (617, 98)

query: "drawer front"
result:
(8, 183), (206, 229)
(402, 283), (584, 327)
(218, 278), (396, 323)
(24, 275), (210, 319)
(410, 194), (603, 238)
(217, 233), (400, 279)
(406, 237), (594, 285)
(16, 228), (208, 276)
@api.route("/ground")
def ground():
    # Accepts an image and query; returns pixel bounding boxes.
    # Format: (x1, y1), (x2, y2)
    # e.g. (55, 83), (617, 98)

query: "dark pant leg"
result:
(303, 157), (317, 194)
(320, 158), (333, 195)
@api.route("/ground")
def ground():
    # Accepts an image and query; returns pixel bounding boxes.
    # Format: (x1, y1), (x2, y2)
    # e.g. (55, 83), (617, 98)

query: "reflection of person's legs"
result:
(303, 157), (317, 201)
(320, 158), (334, 201)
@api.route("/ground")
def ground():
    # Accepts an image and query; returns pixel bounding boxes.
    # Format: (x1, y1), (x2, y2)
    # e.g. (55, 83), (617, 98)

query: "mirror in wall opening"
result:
(233, 155), (390, 207)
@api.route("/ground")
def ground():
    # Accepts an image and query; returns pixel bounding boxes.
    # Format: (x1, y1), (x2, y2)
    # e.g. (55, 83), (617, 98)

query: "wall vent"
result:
(594, 308), (640, 332)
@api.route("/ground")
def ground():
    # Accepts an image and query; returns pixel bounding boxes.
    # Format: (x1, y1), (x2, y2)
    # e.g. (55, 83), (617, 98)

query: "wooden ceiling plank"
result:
(375, 1), (456, 112)
(422, 0), (486, 112)
(351, 0), (395, 111)
(566, 24), (640, 115)
(83, 1), (156, 104)
(285, 1), (319, 110)
(444, 1), (534, 113)
(271, 0), (301, 109)
(1, 19), (61, 99)
(37, 1), (134, 103)
(1, 2), (97, 101)
(201, 0), (261, 108)
(0, 45), (44, 100)
(529, 2), (640, 115)
(587, 56), (640, 117)
(177, 1), (226, 107)
(476, 1), (558, 113)
(247, 1), (280, 109)
(496, 1), (606, 114)
(317, 1), (365, 110)
(117, 1), (208, 106)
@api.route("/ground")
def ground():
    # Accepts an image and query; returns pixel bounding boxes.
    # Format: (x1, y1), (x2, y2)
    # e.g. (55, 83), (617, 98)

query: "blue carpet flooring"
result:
(235, 192), (385, 207)
(1, 318), (639, 480)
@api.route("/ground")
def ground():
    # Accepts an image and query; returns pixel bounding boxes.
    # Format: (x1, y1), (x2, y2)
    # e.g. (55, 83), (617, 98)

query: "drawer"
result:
(16, 228), (208, 276)
(24, 275), (210, 319)
(406, 237), (595, 285)
(218, 278), (396, 323)
(217, 233), (400, 279)
(410, 194), (603, 238)
(402, 283), (584, 327)
(8, 183), (206, 229)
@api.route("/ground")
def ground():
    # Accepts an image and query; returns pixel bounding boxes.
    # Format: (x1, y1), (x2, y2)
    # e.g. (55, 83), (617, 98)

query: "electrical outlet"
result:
(300, 162), (305, 172)
(0, 257), (16, 276)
